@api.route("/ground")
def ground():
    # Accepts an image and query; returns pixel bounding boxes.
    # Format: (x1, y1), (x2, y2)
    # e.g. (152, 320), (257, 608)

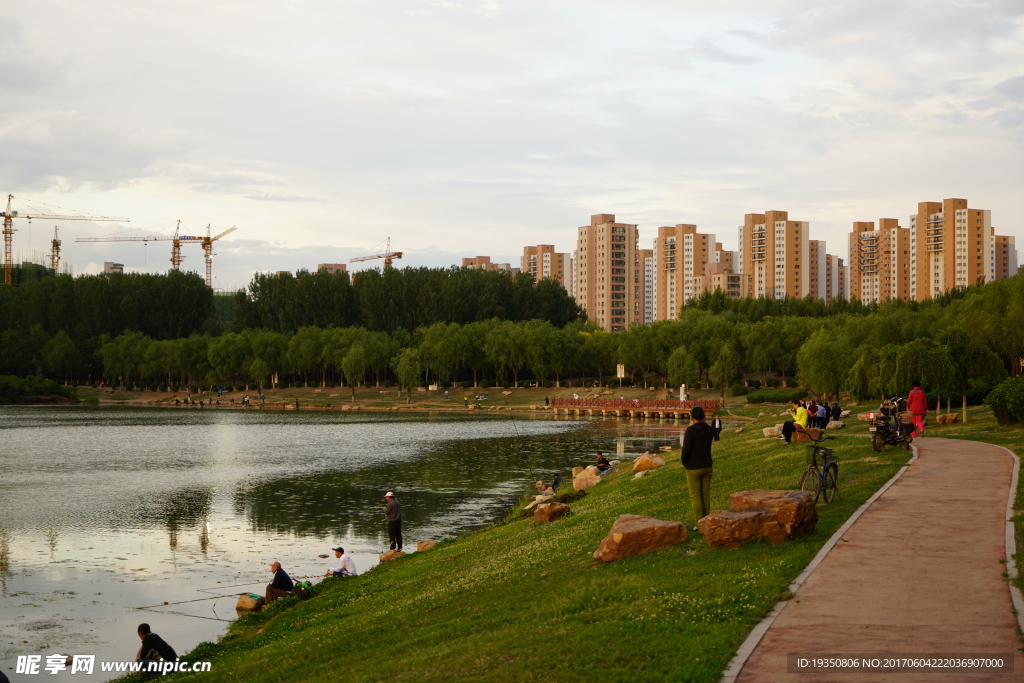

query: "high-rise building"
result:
(738, 210), (811, 299)
(522, 245), (570, 290)
(848, 219), (910, 303)
(103, 261), (124, 274)
(317, 263), (347, 274)
(824, 254), (848, 302)
(909, 199), (993, 299)
(639, 248), (654, 324)
(690, 261), (749, 299)
(993, 235), (1018, 281)
(575, 214), (641, 332)
(653, 224), (718, 319)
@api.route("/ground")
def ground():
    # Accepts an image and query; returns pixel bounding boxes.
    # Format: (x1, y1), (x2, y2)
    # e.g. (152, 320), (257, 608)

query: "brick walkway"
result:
(733, 438), (1024, 682)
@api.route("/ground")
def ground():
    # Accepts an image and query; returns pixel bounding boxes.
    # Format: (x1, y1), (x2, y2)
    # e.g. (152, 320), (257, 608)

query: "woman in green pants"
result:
(681, 405), (715, 531)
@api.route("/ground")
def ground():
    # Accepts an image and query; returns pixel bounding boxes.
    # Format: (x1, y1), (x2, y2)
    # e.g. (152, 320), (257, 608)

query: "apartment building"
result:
(317, 263), (347, 274)
(824, 254), (848, 302)
(575, 214), (641, 331)
(738, 211), (811, 299)
(652, 224), (718, 320)
(640, 248), (655, 323)
(690, 261), (749, 299)
(908, 199), (992, 299)
(993, 235), (1018, 281)
(521, 245), (570, 290)
(461, 256), (520, 274)
(847, 219), (909, 303)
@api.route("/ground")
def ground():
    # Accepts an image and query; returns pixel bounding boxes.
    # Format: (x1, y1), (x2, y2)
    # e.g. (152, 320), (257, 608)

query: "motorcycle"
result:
(867, 397), (914, 453)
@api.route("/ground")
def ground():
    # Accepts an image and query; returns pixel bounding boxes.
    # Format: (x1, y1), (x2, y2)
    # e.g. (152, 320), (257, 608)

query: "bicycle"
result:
(799, 432), (839, 503)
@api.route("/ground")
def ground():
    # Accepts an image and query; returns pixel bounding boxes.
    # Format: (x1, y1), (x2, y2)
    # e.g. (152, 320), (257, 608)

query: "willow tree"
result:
(796, 328), (852, 400)
(937, 326), (1006, 422)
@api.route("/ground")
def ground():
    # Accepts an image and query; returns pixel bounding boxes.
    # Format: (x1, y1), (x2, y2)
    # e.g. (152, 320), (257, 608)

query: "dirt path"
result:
(734, 438), (1024, 682)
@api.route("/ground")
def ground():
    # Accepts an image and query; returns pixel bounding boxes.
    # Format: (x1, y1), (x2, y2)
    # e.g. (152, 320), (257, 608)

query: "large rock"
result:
(826, 420), (845, 429)
(699, 490), (817, 547)
(523, 495), (553, 510)
(857, 412), (871, 422)
(533, 502), (569, 524)
(378, 550), (405, 563)
(762, 427), (781, 438)
(631, 453), (665, 473)
(573, 475), (601, 491)
(416, 540), (438, 552)
(793, 428), (823, 443)
(574, 465), (599, 478)
(572, 466), (584, 478)
(840, 410), (851, 418)
(593, 514), (687, 562)
(697, 510), (766, 548)
(937, 413), (959, 425)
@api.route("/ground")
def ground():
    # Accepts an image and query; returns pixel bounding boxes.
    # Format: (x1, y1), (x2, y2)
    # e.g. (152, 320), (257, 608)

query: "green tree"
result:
(666, 345), (699, 390)
(937, 326), (1006, 422)
(392, 348), (421, 403)
(341, 345), (368, 400)
(796, 329), (852, 400)
(41, 331), (79, 384)
(287, 327), (325, 387)
(709, 342), (740, 399)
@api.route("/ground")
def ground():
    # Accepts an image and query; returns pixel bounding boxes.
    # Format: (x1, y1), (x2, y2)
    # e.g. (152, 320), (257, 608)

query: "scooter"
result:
(867, 396), (914, 453)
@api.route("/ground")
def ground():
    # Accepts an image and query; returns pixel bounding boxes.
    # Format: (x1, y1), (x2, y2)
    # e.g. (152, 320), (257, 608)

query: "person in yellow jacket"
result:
(780, 398), (808, 446)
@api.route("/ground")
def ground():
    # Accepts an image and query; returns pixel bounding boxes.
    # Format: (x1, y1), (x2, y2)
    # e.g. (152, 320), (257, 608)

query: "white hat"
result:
(385, 491), (394, 498)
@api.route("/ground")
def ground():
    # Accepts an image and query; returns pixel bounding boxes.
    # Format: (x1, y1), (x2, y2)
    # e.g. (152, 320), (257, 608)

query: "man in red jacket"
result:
(907, 381), (929, 438)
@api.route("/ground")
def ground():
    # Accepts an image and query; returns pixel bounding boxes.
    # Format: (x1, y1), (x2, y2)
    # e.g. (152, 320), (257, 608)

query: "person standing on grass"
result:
(711, 414), (723, 441)
(682, 406), (715, 532)
(908, 381), (929, 438)
(383, 492), (402, 551)
(781, 398), (808, 446)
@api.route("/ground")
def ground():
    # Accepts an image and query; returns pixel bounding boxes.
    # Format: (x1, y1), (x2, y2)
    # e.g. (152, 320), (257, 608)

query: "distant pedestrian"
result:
(831, 402), (842, 422)
(265, 561), (293, 603)
(383, 492), (402, 551)
(551, 472), (563, 493)
(908, 381), (928, 438)
(544, 396), (549, 407)
(817, 403), (827, 428)
(711, 414), (723, 441)
(463, 396), (469, 408)
(681, 405), (715, 531)
(444, 389), (449, 400)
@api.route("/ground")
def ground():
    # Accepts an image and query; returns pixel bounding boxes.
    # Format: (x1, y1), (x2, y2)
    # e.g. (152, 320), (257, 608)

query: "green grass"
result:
(139, 417), (916, 683)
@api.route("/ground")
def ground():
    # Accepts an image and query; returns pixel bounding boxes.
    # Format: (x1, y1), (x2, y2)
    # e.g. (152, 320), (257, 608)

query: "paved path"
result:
(735, 438), (1024, 682)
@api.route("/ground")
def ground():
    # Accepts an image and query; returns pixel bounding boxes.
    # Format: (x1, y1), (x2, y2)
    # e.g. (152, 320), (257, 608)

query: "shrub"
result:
(479, 379), (492, 389)
(767, 379), (781, 388)
(785, 379), (798, 388)
(747, 379), (761, 389)
(501, 380), (512, 389)
(745, 388), (808, 404)
(730, 383), (748, 396)
(190, 385), (199, 393)
(83, 396), (99, 405)
(544, 381), (554, 388)
(986, 377), (1024, 426)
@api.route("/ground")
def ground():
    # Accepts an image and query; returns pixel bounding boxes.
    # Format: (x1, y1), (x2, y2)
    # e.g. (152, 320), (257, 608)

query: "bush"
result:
(767, 379), (781, 388)
(747, 380), (761, 389)
(730, 383), (748, 396)
(785, 379), (798, 388)
(479, 379), (492, 389)
(190, 385), (199, 393)
(986, 377), (1024, 425)
(745, 388), (808, 404)
(544, 381), (554, 388)
(0, 375), (78, 403)
(83, 396), (99, 405)
(501, 380), (512, 389)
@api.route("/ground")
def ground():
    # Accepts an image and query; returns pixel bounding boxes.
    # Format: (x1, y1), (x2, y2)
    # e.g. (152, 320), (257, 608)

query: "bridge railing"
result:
(549, 398), (721, 412)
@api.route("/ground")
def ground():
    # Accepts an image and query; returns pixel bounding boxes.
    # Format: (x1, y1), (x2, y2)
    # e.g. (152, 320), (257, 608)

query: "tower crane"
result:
(51, 227), (61, 272)
(75, 221), (238, 286)
(1, 194), (128, 286)
(349, 237), (403, 268)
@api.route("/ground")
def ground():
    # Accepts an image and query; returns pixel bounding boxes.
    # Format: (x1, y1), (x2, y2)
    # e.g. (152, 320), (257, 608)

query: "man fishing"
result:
(324, 546), (358, 577)
(383, 492), (402, 552)
(266, 561), (294, 603)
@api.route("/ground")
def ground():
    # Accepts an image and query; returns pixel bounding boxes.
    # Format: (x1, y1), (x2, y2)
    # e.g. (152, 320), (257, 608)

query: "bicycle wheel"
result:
(871, 433), (885, 453)
(822, 464), (839, 503)
(800, 466), (821, 502)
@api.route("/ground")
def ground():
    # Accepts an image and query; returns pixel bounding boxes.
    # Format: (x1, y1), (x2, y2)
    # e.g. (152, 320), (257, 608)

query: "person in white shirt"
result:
(325, 546), (357, 577)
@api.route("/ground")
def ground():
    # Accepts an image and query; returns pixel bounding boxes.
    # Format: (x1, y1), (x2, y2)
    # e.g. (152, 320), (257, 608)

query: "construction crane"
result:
(75, 221), (237, 286)
(199, 224), (236, 287)
(2, 194), (128, 286)
(349, 237), (403, 268)
(51, 227), (61, 272)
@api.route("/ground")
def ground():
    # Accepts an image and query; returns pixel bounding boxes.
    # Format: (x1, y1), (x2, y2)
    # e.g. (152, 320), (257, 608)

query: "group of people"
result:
(778, 398), (844, 445)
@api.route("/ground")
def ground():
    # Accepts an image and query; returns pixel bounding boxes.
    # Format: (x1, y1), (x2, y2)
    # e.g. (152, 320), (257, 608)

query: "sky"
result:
(2, 0), (1023, 289)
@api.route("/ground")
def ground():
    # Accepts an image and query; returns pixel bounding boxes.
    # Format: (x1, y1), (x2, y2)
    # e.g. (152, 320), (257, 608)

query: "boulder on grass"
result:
(632, 453), (665, 473)
(533, 502), (569, 524)
(575, 465), (599, 478)
(840, 410), (851, 418)
(572, 466), (584, 478)
(523, 495), (553, 510)
(593, 514), (687, 562)
(734, 427), (744, 434)
(826, 420), (845, 429)
(728, 490), (817, 539)
(763, 427), (782, 438)
(378, 550), (405, 563)
(697, 510), (765, 548)
(573, 475), (601, 492)
(417, 540), (438, 552)
(937, 413), (959, 425)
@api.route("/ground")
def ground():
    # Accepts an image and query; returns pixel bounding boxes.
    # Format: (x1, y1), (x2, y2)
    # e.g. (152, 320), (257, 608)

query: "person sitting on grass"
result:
(551, 472), (563, 493)
(266, 561), (294, 604)
(325, 547), (358, 577)
(595, 452), (611, 473)
(780, 398), (808, 446)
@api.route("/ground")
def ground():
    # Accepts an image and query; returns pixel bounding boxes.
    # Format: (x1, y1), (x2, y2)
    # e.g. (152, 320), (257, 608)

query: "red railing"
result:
(549, 398), (721, 412)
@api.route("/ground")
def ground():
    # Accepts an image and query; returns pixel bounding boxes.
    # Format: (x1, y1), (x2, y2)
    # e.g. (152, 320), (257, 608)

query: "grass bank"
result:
(129, 410), (925, 683)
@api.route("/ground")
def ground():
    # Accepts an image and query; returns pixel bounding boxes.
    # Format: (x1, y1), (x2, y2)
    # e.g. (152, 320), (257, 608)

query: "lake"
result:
(0, 406), (682, 680)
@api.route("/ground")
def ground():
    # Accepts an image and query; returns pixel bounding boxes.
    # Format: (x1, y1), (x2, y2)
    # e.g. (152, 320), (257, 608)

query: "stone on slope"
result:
(416, 540), (438, 552)
(572, 466), (584, 478)
(573, 475), (601, 492)
(593, 514), (687, 562)
(697, 510), (765, 548)
(937, 413), (959, 425)
(378, 550), (405, 562)
(763, 427), (782, 438)
(533, 502), (569, 524)
(826, 420), (845, 429)
(729, 490), (817, 539)
(631, 453), (665, 473)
